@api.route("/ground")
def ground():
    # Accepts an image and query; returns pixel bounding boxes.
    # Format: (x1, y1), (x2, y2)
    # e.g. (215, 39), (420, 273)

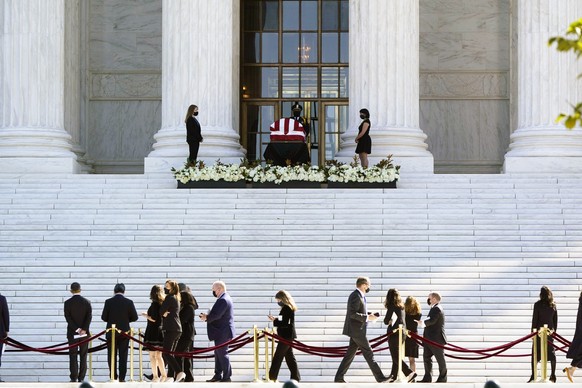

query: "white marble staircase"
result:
(0, 173), (581, 384)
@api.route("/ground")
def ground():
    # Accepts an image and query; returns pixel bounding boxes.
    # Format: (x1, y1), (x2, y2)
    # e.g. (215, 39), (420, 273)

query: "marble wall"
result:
(82, 0), (510, 173)
(419, 0), (510, 173)
(85, 0), (162, 173)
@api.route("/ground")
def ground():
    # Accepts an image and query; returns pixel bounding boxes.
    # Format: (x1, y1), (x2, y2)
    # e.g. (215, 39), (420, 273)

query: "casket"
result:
(269, 118), (306, 142)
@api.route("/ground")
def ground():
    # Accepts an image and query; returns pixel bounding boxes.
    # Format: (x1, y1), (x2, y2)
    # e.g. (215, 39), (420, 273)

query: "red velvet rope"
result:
(2, 330), (107, 354)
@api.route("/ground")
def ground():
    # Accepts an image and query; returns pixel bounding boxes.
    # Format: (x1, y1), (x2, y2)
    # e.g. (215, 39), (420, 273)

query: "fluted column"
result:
(0, 0), (79, 173)
(504, 0), (582, 173)
(337, 0), (433, 172)
(145, 0), (244, 173)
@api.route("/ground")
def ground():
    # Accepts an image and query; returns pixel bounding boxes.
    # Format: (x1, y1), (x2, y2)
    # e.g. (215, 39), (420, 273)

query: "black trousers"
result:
(269, 340), (300, 381)
(176, 337), (194, 382)
(68, 336), (89, 382)
(162, 331), (182, 378)
(107, 334), (129, 381)
(388, 335), (412, 378)
(422, 343), (447, 382)
(335, 334), (385, 382)
(188, 142), (200, 162)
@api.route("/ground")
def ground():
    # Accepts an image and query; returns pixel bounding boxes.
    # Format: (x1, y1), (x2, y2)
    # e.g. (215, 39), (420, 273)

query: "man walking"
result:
(101, 283), (138, 382)
(334, 277), (389, 383)
(0, 292), (9, 383)
(64, 282), (92, 382)
(200, 281), (235, 382)
(419, 292), (448, 383)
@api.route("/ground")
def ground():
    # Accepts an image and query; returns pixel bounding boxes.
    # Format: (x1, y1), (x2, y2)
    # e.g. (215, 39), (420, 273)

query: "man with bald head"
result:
(200, 281), (235, 382)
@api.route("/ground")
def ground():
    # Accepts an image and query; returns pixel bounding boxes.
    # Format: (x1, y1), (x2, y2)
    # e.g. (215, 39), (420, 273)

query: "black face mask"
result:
(164, 288), (169, 295)
(365, 287), (370, 293)
(277, 301), (284, 307)
(212, 290), (217, 297)
(193, 112), (199, 116)
(360, 115), (366, 119)
(427, 298), (432, 306)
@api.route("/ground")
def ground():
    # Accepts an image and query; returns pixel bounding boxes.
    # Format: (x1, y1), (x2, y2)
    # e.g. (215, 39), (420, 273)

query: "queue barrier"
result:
(0, 325), (570, 383)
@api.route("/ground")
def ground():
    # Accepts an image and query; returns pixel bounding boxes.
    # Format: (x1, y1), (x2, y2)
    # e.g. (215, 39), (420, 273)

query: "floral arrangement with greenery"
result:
(172, 156), (399, 185)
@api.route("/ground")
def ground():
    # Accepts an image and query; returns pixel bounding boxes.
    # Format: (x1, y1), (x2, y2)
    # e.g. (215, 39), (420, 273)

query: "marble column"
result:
(336, 0), (433, 172)
(504, 0), (582, 173)
(0, 0), (80, 173)
(144, 0), (244, 173)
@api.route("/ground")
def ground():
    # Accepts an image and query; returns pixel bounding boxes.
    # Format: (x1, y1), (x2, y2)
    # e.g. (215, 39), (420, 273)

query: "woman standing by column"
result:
(185, 105), (203, 164)
(268, 290), (300, 382)
(355, 108), (372, 168)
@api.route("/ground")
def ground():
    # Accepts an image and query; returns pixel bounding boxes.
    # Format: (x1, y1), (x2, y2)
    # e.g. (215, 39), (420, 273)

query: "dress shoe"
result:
(175, 372), (186, 383)
(206, 376), (221, 382)
(549, 374), (556, 383)
(163, 377), (174, 383)
(144, 373), (153, 381)
(564, 367), (574, 383)
(436, 378), (447, 383)
(377, 376), (391, 383)
(419, 378), (431, 383)
(334, 379), (347, 383)
(220, 378), (232, 382)
(407, 372), (418, 383)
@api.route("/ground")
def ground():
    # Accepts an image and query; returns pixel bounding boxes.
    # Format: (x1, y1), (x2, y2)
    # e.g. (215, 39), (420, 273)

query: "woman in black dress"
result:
(142, 285), (167, 382)
(268, 290), (300, 382)
(175, 289), (198, 382)
(530, 286), (557, 382)
(161, 280), (184, 382)
(185, 104), (203, 164)
(565, 291), (582, 382)
(384, 289), (415, 382)
(404, 296), (422, 376)
(355, 108), (372, 167)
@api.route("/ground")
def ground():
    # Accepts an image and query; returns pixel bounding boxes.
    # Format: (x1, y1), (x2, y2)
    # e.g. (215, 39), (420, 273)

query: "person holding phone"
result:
(267, 290), (300, 382)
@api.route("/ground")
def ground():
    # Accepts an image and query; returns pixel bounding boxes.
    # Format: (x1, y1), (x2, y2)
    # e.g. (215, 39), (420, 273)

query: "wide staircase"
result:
(0, 173), (581, 386)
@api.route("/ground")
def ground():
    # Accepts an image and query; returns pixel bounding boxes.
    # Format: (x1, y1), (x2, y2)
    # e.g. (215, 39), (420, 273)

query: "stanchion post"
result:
(540, 325), (549, 383)
(129, 328), (134, 382)
(138, 328), (144, 382)
(252, 325), (262, 383)
(89, 338), (93, 382)
(532, 328), (538, 382)
(394, 324), (407, 383)
(264, 327), (272, 382)
(110, 325), (117, 382)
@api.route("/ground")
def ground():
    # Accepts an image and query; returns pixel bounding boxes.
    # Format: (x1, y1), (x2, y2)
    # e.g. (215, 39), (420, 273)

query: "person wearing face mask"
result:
(199, 281), (235, 382)
(160, 280), (184, 382)
(355, 108), (372, 167)
(417, 292), (447, 383)
(185, 104), (203, 164)
(334, 277), (389, 383)
(267, 290), (300, 382)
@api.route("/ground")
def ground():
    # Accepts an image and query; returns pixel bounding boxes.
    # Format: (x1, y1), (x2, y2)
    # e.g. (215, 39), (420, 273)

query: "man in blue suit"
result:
(200, 281), (235, 382)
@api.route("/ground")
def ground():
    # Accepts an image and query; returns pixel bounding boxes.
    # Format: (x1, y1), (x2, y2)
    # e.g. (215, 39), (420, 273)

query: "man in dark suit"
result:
(101, 283), (138, 382)
(200, 281), (235, 382)
(0, 292), (9, 383)
(334, 277), (389, 383)
(186, 104), (203, 163)
(64, 282), (92, 382)
(419, 292), (447, 383)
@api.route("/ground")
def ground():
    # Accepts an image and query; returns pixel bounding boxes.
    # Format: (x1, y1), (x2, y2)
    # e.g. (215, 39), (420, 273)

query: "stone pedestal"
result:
(0, 0), (80, 173)
(336, 0), (433, 173)
(503, 0), (582, 173)
(145, 0), (244, 173)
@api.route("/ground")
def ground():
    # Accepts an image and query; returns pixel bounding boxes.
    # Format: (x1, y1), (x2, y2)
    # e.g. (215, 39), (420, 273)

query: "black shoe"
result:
(70, 380), (77, 383)
(143, 373), (153, 381)
(407, 372), (418, 383)
(550, 375), (557, 383)
(206, 377), (221, 382)
(220, 378), (232, 382)
(334, 379), (347, 383)
(419, 379), (431, 383)
(377, 376), (390, 383)
(435, 379), (447, 383)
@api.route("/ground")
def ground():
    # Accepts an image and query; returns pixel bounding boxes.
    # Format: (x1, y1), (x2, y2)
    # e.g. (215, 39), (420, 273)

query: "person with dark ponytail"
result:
(384, 289), (416, 382)
(185, 104), (203, 163)
(161, 280), (184, 382)
(355, 108), (372, 167)
(529, 285), (557, 382)
(268, 290), (300, 382)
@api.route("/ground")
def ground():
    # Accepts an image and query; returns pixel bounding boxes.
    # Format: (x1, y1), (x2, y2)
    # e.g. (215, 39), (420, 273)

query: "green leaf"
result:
(565, 116), (577, 129)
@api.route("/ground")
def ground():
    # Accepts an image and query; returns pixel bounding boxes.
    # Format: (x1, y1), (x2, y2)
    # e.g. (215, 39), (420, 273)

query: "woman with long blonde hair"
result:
(141, 285), (167, 382)
(404, 296), (422, 376)
(267, 290), (300, 381)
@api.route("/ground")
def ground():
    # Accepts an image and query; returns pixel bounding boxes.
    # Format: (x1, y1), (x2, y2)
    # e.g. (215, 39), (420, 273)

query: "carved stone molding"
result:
(420, 71), (508, 100)
(90, 71), (161, 100)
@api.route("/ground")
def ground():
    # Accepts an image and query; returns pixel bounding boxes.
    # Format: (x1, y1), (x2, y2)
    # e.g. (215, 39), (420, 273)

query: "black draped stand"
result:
(263, 142), (310, 166)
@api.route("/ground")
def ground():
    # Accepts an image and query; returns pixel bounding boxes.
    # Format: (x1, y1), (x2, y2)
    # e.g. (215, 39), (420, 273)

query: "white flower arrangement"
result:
(172, 156), (399, 185)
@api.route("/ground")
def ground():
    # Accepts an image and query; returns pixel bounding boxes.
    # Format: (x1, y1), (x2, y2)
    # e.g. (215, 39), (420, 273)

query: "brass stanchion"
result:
(394, 324), (407, 383)
(138, 328), (144, 382)
(110, 325), (117, 382)
(264, 328), (272, 382)
(129, 328), (134, 382)
(540, 325), (549, 383)
(88, 338), (93, 382)
(252, 326), (262, 383)
(532, 328), (538, 382)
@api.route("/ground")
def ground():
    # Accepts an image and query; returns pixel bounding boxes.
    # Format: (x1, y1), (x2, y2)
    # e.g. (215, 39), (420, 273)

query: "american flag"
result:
(269, 118), (306, 142)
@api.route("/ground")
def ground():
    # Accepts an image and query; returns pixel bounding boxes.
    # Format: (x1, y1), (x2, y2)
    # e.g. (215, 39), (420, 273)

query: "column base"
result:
(503, 156), (582, 173)
(0, 157), (81, 173)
